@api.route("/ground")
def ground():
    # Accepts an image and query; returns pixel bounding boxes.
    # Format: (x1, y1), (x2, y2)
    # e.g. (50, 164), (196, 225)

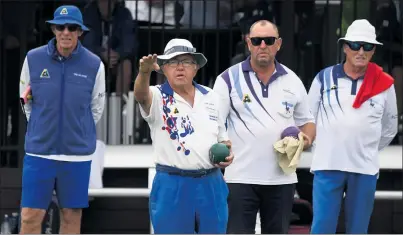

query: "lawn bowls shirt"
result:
(213, 58), (315, 185)
(307, 64), (398, 175)
(140, 81), (229, 170)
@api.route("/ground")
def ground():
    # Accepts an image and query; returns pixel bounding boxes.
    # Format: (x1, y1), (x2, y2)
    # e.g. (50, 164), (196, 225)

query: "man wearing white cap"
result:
(134, 38), (234, 234)
(307, 19), (398, 233)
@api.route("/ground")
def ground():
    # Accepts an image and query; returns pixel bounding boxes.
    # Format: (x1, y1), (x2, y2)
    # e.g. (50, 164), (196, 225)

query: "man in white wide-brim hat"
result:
(308, 19), (398, 233)
(133, 38), (234, 234)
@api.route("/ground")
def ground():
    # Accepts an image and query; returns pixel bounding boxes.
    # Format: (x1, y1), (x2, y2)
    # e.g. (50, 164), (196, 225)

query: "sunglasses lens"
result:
(264, 37), (276, 45)
(363, 44), (375, 51)
(69, 25), (80, 31)
(348, 42), (361, 51)
(251, 38), (261, 46)
(55, 25), (65, 31)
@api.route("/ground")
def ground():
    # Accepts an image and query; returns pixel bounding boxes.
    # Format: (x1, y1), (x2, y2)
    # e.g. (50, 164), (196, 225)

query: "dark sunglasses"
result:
(345, 41), (375, 51)
(55, 24), (80, 32)
(250, 37), (278, 46)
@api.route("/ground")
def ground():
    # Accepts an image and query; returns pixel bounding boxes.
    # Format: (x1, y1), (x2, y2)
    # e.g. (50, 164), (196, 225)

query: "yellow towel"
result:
(273, 132), (305, 175)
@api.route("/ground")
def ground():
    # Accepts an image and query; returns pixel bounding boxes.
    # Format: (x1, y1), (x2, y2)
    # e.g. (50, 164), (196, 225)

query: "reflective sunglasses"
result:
(345, 41), (375, 52)
(55, 24), (80, 32)
(250, 37), (278, 46)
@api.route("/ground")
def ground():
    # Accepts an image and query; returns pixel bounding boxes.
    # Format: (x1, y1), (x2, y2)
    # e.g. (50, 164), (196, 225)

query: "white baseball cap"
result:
(157, 38), (207, 68)
(338, 19), (382, 45)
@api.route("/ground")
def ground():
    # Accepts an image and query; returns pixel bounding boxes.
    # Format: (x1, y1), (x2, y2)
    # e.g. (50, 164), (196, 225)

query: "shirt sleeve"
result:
(212, 92), (229, 142)
(294, 78), (315, 126)
(19, 56), (31, 121)
(91, 62), (106, 124)
(212, 75), (231, 130)
(138, 86), (162, 124)
(378, 85), (398, 150)
(307, 75), (322, 123)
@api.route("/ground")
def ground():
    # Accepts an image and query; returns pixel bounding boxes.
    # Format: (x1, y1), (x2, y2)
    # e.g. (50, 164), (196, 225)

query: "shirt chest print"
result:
(160, 90), (195, 156)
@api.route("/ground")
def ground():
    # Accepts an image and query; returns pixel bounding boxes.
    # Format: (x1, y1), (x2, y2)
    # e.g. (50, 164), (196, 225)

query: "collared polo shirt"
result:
(213, 58), (314, 185)
(139, 81), (229, 170)
(307, 63), (398, 175)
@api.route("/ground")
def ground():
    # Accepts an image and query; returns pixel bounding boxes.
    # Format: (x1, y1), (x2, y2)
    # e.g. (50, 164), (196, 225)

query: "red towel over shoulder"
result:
(353, 62), (394, 109)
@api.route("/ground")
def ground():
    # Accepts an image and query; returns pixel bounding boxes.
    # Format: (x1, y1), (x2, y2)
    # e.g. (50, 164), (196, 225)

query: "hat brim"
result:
(156, 52), (207, 74)
(47, 19), (89, 31)
(338, 36), (382, 45)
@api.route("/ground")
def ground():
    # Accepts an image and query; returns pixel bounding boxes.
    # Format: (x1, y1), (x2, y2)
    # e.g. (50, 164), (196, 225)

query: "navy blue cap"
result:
(46, 5), (89, 31)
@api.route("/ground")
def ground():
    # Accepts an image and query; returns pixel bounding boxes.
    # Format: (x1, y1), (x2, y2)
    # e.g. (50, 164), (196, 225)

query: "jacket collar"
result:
(47, 37), (82, 59)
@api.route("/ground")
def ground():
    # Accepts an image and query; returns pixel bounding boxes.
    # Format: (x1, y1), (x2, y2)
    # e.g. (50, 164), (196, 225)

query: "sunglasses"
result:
(250, 37), (278, 46)
(345, 41), (375, 51)
(55, 24), (80, 32)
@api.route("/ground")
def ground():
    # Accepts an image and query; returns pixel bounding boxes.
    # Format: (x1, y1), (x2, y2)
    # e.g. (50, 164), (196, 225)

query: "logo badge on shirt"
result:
(278, 101), (294, 119)
(242, 94), (251, 103)
(40, 69), (50, 78)
(282, 101), (293, 113)
(369, 99), (375, 107)
(323, 85), (337, 93)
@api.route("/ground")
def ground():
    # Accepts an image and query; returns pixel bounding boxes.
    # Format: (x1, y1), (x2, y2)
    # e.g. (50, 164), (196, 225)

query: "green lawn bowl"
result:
(209, 143), (230, 164)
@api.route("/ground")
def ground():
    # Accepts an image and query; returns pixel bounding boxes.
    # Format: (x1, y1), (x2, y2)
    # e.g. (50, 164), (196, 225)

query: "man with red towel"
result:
(307, 19), (398, 234)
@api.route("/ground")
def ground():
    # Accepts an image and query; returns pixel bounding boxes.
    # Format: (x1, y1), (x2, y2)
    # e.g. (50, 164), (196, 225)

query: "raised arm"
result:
(134, 54), (160, 115)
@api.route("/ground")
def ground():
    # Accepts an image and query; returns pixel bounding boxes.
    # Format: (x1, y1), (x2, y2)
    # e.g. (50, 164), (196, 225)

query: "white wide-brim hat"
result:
(338, 19), (383, 45)
(157, 38), (207, 71)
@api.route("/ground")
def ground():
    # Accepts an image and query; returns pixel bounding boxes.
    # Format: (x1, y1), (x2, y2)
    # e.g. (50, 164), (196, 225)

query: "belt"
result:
(156, 164), (218, 178)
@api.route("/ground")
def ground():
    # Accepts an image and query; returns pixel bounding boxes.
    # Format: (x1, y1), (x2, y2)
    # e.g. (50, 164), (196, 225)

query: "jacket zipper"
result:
(58, 59), (65, 153)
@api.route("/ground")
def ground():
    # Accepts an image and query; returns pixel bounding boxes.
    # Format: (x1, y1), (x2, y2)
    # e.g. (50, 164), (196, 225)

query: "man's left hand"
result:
(214, 140), (234, 168)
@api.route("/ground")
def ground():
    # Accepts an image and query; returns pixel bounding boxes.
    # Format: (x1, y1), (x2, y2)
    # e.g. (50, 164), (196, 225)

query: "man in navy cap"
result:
(19, 5), (105, 234)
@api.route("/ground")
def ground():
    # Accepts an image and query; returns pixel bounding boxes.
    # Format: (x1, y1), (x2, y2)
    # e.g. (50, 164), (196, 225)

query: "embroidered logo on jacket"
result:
(40, 69), (50, 78)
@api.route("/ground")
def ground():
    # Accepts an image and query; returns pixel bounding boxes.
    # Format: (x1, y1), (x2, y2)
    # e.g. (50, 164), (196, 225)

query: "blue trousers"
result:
(311, 170), (378, 234)
(150, 165), (229, 234)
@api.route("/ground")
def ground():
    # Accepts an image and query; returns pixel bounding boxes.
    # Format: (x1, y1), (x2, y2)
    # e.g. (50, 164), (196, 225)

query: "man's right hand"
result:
(139, 54), (160, 74)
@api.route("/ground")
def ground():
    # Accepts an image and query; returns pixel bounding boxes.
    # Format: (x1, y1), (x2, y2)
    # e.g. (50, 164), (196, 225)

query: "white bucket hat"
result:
(157, 38), (207, 69)
(338, 19), (382, 45)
